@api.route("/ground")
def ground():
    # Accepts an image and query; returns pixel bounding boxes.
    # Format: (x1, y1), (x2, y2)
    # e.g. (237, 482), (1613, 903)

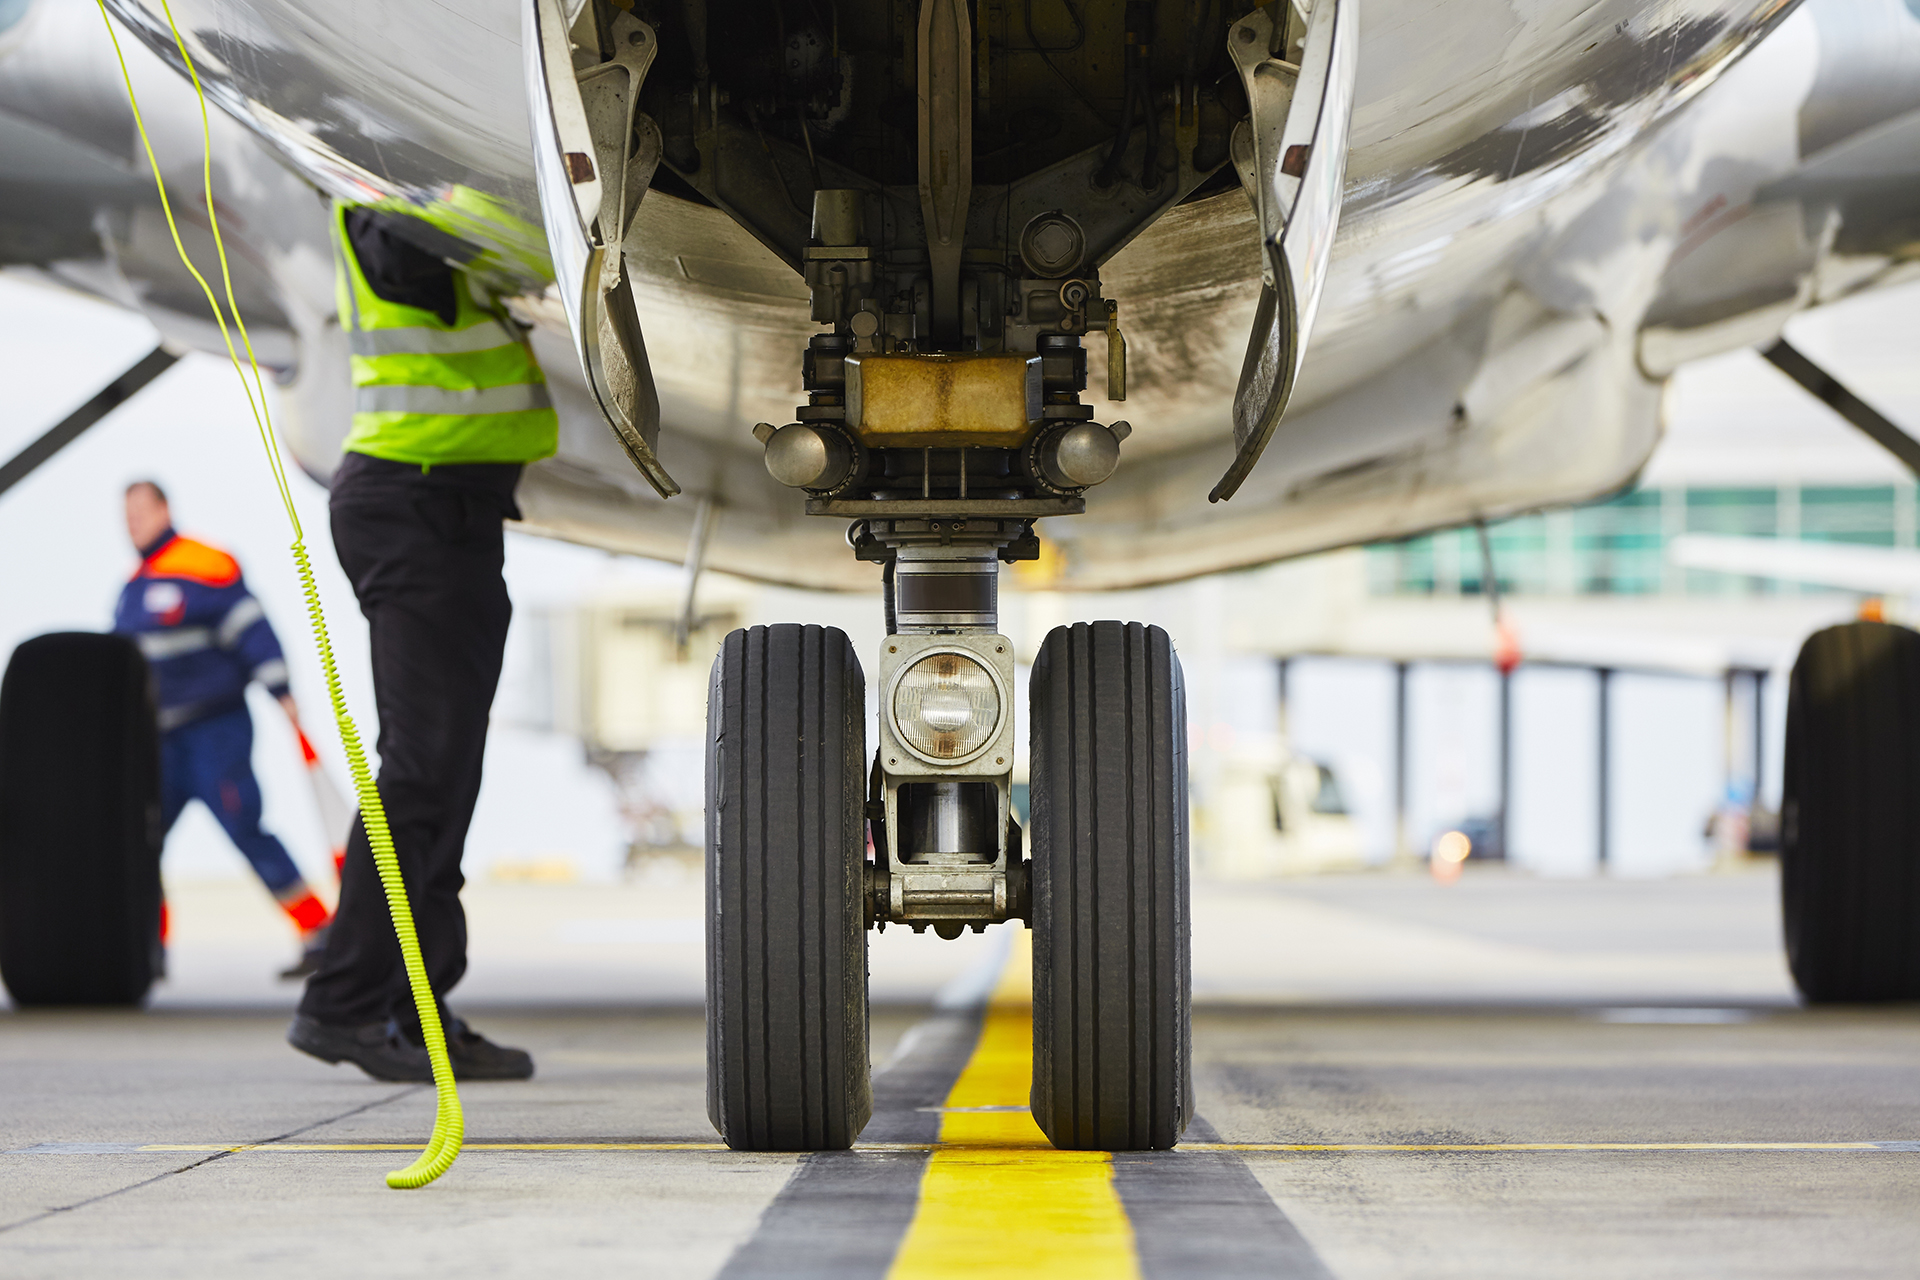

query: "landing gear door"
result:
(524, 0), (680, 498)
(1210, 0), (1357, 502)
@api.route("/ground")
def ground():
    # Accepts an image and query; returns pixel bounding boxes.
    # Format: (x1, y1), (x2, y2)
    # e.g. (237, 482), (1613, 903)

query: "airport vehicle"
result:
(3, 0), (1920, 1149)
(1211, 748), (1363, 876)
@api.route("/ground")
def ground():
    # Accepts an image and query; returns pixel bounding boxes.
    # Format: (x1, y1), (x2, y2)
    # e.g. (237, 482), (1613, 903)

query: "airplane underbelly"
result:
(68, 0), (1821, 590)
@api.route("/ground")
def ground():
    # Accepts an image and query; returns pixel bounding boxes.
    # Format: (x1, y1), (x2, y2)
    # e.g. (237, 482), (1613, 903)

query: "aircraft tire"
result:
(705, 624), (872, 1150)
(0, 632), (163, 1007)
(1028, 621), (1192, 1150)
(1782, 620), (1920, 1002)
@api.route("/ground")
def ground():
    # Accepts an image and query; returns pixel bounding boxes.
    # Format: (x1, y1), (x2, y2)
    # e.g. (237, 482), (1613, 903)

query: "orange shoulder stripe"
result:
(143, 536), (241, 588)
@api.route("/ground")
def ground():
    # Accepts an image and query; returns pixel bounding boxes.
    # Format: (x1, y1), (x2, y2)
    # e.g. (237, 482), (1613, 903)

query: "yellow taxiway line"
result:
(885, 928), (1139, 1280)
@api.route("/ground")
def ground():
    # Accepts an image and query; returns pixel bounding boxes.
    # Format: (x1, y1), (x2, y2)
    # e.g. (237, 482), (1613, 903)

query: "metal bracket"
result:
(917, 0), (973, 348)
(577, 11), (660, 252)
(525, 0), (680, 497)
(1210, 0), (1358, 502)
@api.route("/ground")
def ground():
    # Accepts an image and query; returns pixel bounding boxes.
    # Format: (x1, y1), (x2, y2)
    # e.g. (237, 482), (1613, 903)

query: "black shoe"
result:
(287, 1014), (433, 1082)
(278, 929), (329, 981)
(431, 1019), (535, 1081)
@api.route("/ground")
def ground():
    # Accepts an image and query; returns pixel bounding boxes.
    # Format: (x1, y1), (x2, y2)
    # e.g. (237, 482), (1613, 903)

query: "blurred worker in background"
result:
(287, 200), (553, 1084)
(114, 480), (332, 979)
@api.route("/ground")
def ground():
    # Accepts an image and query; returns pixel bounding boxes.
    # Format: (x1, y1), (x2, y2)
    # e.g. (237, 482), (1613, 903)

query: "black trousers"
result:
(298, 452), (521, 1033)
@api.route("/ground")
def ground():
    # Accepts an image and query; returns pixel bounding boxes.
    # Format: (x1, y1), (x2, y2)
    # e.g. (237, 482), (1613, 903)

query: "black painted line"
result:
(715, 1010), (983, 1280)
(0, 1087), (420, 1236)
(720, 1001), (1339, 1279)
(1116, 1117), (1336, 1279)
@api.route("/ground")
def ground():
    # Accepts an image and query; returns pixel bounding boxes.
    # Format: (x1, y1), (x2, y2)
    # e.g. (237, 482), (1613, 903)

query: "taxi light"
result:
(892, 652), (1000, 761)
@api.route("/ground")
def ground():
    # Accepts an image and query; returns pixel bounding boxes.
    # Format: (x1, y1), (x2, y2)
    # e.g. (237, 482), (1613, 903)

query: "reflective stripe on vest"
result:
(332, 201), (558, 466)
(215, 595), (266, 647)
(138, 628), (213, 660)
(345, 323), (521, 357)
(354, 383), (554, 416)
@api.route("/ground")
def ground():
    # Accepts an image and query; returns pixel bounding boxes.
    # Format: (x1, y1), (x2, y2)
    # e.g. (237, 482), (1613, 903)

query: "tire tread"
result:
(1783, 621), (1920, 1002)
(0, 632), (161, 1006)
(1030, 621), (1191, 1150)
(706, 624), (871, 1149)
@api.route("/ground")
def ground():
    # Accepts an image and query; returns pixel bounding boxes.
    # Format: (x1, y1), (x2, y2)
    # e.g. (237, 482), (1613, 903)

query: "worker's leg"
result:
(311, 597), (498, 1029)
(186, 705), (331, 937)
(159, 726), (194, 835)
(298, 455), (516, 1035)
(157, 726), (194, 948)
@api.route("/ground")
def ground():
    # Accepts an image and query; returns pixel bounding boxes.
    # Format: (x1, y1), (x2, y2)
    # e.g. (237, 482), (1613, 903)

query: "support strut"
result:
(916, 0), (972, 349)
(1763, 339), (1920, 478)
(0, 347), (178, 500)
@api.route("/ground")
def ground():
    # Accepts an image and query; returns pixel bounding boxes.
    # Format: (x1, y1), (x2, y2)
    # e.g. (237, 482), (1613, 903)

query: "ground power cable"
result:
(92, 0), (464, 1189)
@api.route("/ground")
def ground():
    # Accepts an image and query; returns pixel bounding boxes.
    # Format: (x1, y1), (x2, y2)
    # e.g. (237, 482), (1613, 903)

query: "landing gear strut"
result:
(696, 0), (1212, 1153)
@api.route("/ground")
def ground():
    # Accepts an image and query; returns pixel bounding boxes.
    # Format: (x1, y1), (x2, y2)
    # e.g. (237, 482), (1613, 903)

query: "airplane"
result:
(3, 0), (1920, 1154)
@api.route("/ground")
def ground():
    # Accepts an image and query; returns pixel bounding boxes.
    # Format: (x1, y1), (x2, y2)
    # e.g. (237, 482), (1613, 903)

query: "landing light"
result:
(892, 652), (1000, 762)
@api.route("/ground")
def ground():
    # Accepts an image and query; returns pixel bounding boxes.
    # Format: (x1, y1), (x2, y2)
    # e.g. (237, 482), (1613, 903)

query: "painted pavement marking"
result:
(887, 930), (1139, 1279)
(11, 1141), (1915, 1156)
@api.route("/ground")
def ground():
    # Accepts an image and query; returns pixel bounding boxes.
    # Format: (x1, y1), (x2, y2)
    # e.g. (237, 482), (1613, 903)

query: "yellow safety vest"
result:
(331, 202), (559, 466)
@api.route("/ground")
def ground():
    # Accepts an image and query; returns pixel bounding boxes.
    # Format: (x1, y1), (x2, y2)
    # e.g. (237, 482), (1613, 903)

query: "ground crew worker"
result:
(287, 200), (551, 1083)
(114, 480), (333, 979)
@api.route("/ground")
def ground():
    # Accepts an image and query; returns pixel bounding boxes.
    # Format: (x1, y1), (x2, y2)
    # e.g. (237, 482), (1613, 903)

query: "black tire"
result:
(1029, 621), (1192, 1150)
(1782, 621), (1920, 1002)
(0, 633), (163, 1006)
(706, 624), (872, 1149)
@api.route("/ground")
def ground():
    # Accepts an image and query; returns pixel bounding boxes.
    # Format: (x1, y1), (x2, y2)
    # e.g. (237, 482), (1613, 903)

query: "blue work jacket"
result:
(112, 527), (291, 731)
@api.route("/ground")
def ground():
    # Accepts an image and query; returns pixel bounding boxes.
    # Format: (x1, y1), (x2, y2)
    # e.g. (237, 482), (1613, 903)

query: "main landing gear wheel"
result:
(0, 633), (163, 1006)
(705, 624), (872, 1149)
(1782, 621), (1920, 1002)
(1028, 621), (1192, 1150)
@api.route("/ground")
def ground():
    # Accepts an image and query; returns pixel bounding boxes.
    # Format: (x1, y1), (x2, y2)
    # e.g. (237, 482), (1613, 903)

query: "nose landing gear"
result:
(703, 556), (1191, 1153)
(702, 0), (1192, 1153)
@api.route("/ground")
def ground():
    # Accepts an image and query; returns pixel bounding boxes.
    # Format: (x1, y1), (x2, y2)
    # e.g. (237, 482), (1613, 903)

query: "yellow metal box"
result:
(845, 353), (1042, 447)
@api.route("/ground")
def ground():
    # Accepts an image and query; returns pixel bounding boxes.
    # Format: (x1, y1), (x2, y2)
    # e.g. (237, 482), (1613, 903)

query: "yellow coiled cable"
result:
(93, 0), (464, 1189)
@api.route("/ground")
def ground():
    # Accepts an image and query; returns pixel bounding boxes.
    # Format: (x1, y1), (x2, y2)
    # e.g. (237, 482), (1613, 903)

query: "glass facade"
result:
(1367, 485), (1920, 597)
